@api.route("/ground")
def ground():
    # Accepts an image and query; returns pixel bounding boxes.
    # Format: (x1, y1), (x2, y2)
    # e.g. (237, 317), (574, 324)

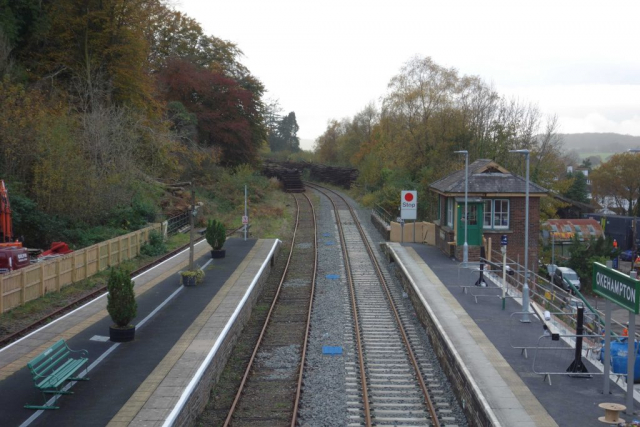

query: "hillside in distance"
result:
(559, 133), (640, 154)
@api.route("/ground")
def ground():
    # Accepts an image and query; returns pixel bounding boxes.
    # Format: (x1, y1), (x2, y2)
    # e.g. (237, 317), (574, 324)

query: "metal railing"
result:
(166, 211), (191, 236)
(373, 204), (393, 227)
(487, 247), (623, 337)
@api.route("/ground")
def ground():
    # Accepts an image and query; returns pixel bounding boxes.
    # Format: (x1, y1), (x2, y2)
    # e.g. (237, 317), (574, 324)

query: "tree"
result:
(158, 58), (265, 165)
(590, 153), (640, 215)
(144, 5), (246, 76)
(314, 120), (342, 164)
(29, 0), (154, 110)
(269, 111), (300, 152)
(563, 171), (589, 204)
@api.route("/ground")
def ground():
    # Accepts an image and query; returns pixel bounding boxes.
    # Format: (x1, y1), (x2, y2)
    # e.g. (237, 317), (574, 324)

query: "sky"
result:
(176, 0), (640, 151)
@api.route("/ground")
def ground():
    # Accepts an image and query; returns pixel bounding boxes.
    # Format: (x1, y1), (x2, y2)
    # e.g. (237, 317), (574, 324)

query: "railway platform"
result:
(0, 237), (280, 427)
(387, 242), (637, 427)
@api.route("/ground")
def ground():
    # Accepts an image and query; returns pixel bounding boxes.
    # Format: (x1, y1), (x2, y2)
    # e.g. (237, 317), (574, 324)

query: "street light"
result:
(510, 149), (531, 323)
(628, 149), (640, 271)
(454, 150), (469, 265)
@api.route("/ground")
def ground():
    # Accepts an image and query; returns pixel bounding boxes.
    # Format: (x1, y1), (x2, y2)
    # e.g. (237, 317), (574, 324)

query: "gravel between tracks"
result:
(298, 193), (348, 427)
(299, 188), (468, 427)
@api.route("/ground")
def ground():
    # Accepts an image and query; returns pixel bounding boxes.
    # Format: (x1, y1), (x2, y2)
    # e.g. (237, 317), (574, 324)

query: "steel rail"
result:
(223, 193), (316, 427)
(308, 181), (441, 427)
(308, 183), (372, 426)
(291, 192), (317, 426)
(0, 225), (243, 349)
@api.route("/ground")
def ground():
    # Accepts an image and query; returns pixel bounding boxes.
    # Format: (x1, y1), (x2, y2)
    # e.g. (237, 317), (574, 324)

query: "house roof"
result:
(429, 159), (548, 195)
(541, 218), (603, 242)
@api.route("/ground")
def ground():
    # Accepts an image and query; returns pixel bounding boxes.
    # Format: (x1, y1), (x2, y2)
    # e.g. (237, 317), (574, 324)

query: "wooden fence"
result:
(0, 223), (162, 313)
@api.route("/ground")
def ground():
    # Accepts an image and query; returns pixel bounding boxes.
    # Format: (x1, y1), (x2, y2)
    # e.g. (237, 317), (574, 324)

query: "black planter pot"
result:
(211, 249), (226, 259)
(109, 325), (135, 342)
(182, 275), (197, 286)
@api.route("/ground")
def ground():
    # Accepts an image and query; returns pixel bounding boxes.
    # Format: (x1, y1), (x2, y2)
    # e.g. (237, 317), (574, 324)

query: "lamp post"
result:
(628, 149), (640, 272)
(510, 149), (530, 323)
(454, 150), (469, 265)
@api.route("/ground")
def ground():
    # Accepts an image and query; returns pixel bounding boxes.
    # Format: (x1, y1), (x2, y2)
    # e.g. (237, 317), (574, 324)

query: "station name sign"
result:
(593, 262), (640, 314)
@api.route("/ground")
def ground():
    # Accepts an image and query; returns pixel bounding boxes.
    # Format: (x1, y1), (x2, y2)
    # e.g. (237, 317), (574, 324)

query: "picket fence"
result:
(0, 223), (162, 313)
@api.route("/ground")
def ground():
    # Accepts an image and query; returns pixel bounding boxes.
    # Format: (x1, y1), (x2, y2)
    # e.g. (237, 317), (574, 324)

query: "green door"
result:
(457, 202), (483, 246)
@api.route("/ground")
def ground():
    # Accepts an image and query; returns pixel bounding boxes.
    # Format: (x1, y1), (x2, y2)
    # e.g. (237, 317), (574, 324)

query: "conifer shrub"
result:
(107, 267), (137, 328)
(206, 219), (226, 250)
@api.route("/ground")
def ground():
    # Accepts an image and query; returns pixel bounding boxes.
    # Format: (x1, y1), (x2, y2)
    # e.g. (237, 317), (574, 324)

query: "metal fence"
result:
(373, 204), (393, 227)
(166, 211), (191, 236)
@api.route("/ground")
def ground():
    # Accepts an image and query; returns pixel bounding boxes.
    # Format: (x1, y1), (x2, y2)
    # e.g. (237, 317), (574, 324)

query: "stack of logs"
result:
(309, 164), (358, 189)
(262, 162), (305, 193)
(263, 161), (358, 189)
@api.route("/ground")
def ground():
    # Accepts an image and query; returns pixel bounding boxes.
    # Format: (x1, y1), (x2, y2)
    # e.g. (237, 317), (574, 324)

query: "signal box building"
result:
(429, 159), (547, 269)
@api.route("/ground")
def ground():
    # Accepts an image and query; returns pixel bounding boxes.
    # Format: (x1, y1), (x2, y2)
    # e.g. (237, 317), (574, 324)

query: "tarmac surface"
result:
(0, 238), (261, 427)
(403, 242), (639, 427)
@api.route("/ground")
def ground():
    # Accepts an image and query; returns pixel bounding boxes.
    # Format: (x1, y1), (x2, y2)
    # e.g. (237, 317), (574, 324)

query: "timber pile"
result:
(263, 161), (359, 189)
(263, 162), (305, 193)
(309, 164), (358, 189)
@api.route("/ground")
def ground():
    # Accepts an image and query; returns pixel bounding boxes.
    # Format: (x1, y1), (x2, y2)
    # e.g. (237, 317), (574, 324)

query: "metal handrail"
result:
(373, 204), (393, 226)
(488, 247), (627, 338)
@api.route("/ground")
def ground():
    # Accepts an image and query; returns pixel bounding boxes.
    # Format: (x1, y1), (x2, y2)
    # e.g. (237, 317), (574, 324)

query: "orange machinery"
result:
(0, 180), (21, 248)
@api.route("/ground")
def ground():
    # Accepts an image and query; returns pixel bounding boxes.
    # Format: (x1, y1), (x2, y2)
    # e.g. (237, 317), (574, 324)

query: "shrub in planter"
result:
(180, 268), (205, 286)
(206, 219), (226, 258)
(107, 267), (138, 342)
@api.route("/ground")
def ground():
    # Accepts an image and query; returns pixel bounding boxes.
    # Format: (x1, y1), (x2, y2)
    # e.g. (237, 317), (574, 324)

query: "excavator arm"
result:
(0, 180), (13, 243)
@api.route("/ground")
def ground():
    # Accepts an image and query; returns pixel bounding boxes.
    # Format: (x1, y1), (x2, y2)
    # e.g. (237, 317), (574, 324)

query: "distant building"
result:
(429, 159), (547, 270)
(541, 218), (604, 258)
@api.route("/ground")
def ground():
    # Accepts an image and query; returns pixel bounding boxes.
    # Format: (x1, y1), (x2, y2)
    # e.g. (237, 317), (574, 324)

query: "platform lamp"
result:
(510, 149), (531, 323)
(454, 150), (469, 266)
(628, 149), (640, 272)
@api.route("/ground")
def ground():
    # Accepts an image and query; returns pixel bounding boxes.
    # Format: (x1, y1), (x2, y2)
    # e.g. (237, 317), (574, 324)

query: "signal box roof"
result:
(429, 159), (547, 196)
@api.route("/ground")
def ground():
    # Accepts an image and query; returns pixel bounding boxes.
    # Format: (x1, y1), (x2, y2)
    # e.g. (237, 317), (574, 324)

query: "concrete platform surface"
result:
(391, 242), (639, 427)
(0, 238), (279, 427)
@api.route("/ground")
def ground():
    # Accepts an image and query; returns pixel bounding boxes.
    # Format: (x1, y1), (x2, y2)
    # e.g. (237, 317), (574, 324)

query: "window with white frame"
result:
(483, 199), (509, 229)
(447, 198), (454, 228)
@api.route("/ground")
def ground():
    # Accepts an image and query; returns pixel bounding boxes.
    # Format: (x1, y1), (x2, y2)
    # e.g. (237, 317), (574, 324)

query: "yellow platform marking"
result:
(107, 240), (264, 426)
(405, 247), (558, 427)
(0, 244), (211, 382)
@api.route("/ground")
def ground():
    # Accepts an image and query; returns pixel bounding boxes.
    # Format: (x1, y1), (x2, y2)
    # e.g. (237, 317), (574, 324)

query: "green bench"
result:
(25, 339), (89, 410)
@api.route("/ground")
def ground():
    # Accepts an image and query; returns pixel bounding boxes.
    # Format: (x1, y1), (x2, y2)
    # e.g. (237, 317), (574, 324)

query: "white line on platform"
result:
(19, 341), (122, 427)
(17, 252), (211, 427)
(0, 239), (207, 355)
(162, 239), (280, 427)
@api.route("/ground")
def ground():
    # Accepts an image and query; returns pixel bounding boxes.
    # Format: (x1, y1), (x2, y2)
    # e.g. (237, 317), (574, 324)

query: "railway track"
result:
(0, 225), (243, 349)
(223, 192), (317, 426)
(308, 182), (457, 427)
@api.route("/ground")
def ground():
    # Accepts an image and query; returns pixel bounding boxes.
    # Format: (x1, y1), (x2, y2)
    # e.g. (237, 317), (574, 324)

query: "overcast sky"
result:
(176, 0), (640, 150)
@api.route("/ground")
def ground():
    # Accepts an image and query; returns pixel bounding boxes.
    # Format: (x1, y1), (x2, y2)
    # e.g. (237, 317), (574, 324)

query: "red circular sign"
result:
(404, 193), (414, 202)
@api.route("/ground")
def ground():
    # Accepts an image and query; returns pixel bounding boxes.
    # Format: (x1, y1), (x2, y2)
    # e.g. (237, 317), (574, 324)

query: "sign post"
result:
(593, 262), (640, 411)
(244, 185), (248, 241)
